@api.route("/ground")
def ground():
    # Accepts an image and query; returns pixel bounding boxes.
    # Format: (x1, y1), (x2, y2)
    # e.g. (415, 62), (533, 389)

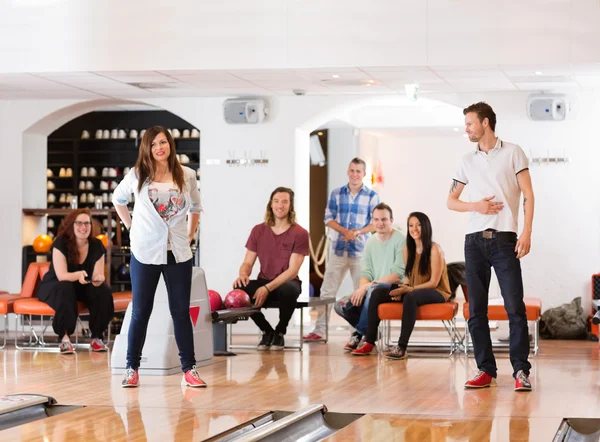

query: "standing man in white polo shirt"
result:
(448, 102), (534, 392)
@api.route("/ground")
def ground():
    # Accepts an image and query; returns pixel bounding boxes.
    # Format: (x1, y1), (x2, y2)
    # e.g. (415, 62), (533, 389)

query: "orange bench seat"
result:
(379, 301), (459, 321)
(462, 297), (542, 321)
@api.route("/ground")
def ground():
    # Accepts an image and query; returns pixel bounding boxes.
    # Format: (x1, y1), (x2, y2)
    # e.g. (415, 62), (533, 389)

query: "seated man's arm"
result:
(253, 252), (305, 307)
(233, 250), (257, 288)
(376, 240), (404, 285)
(264, 252), (305, 292)
(350, 242), (375, 306)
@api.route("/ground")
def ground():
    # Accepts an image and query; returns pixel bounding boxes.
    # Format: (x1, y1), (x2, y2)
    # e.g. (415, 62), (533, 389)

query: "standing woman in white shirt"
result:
(112, 126), (206, 389)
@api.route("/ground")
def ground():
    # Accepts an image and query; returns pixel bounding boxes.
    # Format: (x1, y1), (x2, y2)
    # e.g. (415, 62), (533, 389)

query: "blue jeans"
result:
(465, 231), (531, 378)
(355, 283), (392, 336)
(127, 252), (195, 372)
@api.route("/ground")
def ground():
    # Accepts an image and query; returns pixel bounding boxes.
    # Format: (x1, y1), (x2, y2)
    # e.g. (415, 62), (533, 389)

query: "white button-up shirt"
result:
(112, 166), (202, 264)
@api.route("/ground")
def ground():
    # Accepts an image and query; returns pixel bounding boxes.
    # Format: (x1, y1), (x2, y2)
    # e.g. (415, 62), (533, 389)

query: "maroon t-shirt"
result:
(245, 223), (309, 281)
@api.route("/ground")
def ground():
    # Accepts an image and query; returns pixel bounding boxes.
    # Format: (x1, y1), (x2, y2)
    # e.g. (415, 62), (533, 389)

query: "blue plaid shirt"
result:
(325, 185), (380, 258)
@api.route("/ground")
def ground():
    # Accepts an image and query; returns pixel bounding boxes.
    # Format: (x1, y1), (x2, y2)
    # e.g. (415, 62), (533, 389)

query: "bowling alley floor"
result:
(1, 333), (600, 441)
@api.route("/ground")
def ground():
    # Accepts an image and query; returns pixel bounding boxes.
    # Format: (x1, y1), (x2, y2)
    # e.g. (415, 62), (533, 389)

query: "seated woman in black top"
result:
(38, 209), (115, 354)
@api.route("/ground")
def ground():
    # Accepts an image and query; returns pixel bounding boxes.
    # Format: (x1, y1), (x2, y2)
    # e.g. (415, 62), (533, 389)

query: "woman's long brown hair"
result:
(134, 126), (185, 193)
(56, 209), (97, 264)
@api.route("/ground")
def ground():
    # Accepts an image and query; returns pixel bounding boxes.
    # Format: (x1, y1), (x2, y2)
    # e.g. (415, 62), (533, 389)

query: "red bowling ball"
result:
(224, 289), (251, 309)
(208, 290), (223, 312)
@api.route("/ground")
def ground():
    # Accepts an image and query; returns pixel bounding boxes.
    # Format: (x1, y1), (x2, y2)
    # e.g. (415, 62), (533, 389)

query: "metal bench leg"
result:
(299, 308), (304, 351)
(533, 319), (539, 355)
(465, 320), (470, 356)
(1, 314), (6, 350)
(324, 304), (329, 343)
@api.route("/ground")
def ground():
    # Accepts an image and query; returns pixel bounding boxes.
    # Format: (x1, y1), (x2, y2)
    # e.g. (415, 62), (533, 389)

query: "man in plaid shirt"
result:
(304, 158), (380, 341)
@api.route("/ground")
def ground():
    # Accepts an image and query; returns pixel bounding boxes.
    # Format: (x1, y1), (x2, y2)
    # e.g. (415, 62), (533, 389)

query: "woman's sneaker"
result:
(344, 334), (361, 352)
(257, 331), (274, 351)
(90, 338), (108, 352)
(182, 366), (207, 388)
(271, 333), (285, 351)
(59, 341), (74, 354)
(121, 368), (139, 388)
(351, 341), (376, 356)
(385, 345), (407, 360)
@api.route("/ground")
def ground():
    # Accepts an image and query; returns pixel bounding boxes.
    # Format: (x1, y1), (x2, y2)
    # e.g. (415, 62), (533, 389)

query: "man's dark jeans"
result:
(465, 230), (531, 378)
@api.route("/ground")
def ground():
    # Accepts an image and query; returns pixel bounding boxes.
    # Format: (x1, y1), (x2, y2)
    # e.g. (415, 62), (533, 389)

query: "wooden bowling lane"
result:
(0, 406), (263, 442)
(323, 414), (563, 441)
(3, 339), (600, 441)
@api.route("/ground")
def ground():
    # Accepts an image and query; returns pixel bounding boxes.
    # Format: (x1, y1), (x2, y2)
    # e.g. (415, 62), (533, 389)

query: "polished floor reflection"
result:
(1, 338), (600, 441)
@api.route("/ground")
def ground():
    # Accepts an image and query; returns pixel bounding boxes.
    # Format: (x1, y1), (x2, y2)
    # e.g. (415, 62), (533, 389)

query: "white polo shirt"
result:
(453, 137), (529, 234)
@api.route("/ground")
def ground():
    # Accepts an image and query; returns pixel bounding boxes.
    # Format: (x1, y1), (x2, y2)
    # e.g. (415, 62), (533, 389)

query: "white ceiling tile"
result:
(359, 66), (431, 72)
(33, 72), (100, 78)
(293, 67), (363, 74)
(94, 71), (160, 77)
(367, 71), (442, 83)
(572, 75), (600, 87)
(500, 65), (573, 77)
(572, 63), (600, 75)
(513, 81), (580, 91)
(98, 74), (179, 84)
(434, 69), (507, 80)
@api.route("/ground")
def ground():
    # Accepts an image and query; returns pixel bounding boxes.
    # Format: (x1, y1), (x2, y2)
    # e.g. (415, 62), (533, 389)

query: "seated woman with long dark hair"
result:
(37, 209), (115, 354)
(363, 211), (451, 360)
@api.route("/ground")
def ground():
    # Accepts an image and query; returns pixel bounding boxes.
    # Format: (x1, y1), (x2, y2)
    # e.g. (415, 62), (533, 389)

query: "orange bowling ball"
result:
(32, 234), (53, 253)
(96, 234), (109, 248)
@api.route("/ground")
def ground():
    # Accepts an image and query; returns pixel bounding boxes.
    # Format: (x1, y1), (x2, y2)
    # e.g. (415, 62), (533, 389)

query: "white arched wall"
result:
(2, 94), (463, 304)
(6, 91), (600, 323)
(293, 96), (464, 293)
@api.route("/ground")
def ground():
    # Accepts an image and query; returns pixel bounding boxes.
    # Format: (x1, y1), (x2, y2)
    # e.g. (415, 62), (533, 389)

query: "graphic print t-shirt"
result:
(148, 182), (187, 223)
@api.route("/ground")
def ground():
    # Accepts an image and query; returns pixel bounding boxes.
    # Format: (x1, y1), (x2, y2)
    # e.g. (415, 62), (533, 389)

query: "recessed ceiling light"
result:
(317, 131), (323, 136)
(534, 71), (543, 76)
(365, 83), (372, 87)
(453, 128), (459, 132)
(331, 74), (339, 78)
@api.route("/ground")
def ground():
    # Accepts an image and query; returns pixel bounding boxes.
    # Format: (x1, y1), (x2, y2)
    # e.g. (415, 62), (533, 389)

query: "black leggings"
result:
(38, 281), (114, 339)
(366, 286), (446, 347)
(242, 279), (301, 335)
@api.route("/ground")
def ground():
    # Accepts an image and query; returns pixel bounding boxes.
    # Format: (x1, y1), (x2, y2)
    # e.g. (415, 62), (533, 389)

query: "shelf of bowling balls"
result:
(80, 175), (124, 179)
(24, 208), (123, 216)
(50, 138), (139, 144)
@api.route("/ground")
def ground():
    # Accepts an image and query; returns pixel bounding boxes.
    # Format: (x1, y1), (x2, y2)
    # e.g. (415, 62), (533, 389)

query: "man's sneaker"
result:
(59, 341), (74, 354)
(593, 310), (600, 325)
(90, 338), (107, 352)
(182, 365), (207, 388)
(344, 335), (361, 352)
(464, 370), (497, 389)
(385, 345), (407, 360)
(514, 370), (532, 392)
(271, 333), (285, 351)
(351, 341), (376, 356)
(121, 368), (139, 388)
(303, 333), (323, 341)
(257, 331), (274, 351)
